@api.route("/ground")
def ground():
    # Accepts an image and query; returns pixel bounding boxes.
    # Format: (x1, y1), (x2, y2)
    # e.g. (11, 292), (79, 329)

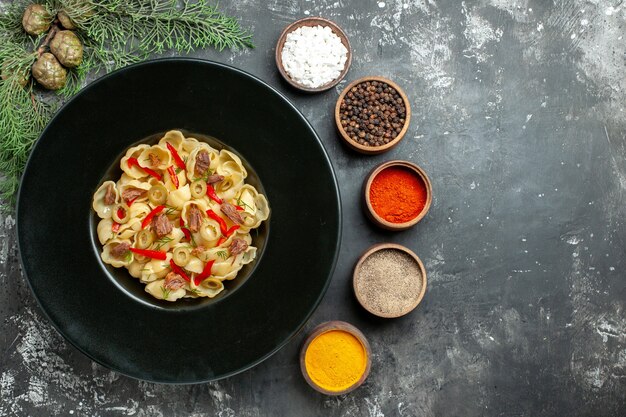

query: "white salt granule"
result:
(281, 25), (348, 88)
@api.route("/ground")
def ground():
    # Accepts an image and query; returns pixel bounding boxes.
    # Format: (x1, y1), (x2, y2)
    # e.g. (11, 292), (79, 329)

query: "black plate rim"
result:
(16, 57), (343, 384)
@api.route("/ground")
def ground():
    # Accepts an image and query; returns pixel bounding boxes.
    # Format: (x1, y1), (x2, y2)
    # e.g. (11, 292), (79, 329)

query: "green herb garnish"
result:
(236, 197), (253, 211)
(154, 236), (173, 250)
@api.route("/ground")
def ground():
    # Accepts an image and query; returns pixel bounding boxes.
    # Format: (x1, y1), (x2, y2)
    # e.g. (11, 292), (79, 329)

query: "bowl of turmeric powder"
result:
(363, 160), (432, 230)
(300, 321), (371, 395)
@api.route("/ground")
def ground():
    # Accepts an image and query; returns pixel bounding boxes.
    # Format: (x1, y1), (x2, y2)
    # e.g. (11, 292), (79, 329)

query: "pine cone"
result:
(57, 11), (76, 30)
(32, 53), (67, 90)
(50, 30), (83, 68)
(22, 4), (52, 35)
(0, 63), (29, 88)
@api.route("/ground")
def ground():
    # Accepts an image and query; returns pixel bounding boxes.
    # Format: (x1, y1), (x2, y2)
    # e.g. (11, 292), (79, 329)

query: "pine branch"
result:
(0, 0), (253, 209)
(0, 78), (53, 208)
(82, 0), (254, 54)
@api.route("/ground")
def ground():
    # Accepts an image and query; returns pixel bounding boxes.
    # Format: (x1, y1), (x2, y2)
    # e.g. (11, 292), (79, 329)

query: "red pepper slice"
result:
(116, 207), (126, 219)
(206, 184), (222, 204)
(206, 209), (228, 235)
(215, 225), (239, 247)
(141, 205), (165, 229)
(127, 157), (162, 181)
(130, 247), (167, 260)
(169, 259), (190, 282)
(126, 157), (139, 169)
(167, 166), (179, 189)
(142, 166), (162, 181)
(193, 260), (215, 286)
(225, 225), (240, 237)
(178, 217), (192, 241)
(166, 142), (186, 170)
(127, 196), (138, 207)
(235, 205), (244, 211)
(111, 222), (121, 233)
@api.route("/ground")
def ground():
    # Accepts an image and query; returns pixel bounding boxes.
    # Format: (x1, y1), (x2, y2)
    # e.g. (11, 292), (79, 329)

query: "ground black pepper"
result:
(354, 248), (423, 317)
(339, 80), (406, 147)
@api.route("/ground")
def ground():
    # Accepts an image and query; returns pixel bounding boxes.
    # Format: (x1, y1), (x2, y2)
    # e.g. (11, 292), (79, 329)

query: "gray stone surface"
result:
(1, 0), (625, 416)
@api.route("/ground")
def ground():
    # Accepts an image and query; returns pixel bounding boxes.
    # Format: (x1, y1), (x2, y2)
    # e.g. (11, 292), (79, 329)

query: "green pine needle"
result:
(0, 0), (253, 210)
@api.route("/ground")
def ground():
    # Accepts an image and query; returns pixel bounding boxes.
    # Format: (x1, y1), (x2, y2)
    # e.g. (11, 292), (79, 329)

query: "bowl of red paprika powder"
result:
(363, 160), (432, 231)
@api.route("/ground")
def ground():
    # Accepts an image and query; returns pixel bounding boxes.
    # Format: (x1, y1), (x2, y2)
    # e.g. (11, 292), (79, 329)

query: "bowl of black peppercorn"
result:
(335, 76), (411, 154)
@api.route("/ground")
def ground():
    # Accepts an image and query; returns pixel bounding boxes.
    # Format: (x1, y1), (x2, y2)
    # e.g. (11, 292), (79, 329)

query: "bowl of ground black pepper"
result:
(335, 76), (410, 154)
(353, 243), (427, 318)
(364, 160), (432, 231)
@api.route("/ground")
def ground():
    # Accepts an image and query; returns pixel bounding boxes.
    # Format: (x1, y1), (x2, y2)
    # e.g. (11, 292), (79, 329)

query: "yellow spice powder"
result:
(304, 330), (367, 392)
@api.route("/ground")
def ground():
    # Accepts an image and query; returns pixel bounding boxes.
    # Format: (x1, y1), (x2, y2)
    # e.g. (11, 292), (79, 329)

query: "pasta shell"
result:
(158, 130), (185, 150)
(211, 260), (243, 280)
(185, 256), (204, 274)
(193, 278), (224, 298)
(118, 180), (151, 204)
(128, 202), (152, 221)
(118, 218), (142, 239)
(92, 181), (118, 219)
(164, 168), (188, 191)
(128, 261), (147, 279)
(236, 185), (270, 230)
(140, 253), (172, 282)
(120, 144), (150, 178)
(101, 239), (133, 267)
(181, 200), (209, 226)
(186, 145), (219, 181)
(152, 227), (184, 252)
(181, 137), (200, 154)
(138, 145), (171, 171)
(215, 171), (244, 201)
(97, 218), (115, 245)
(145, 280), (186, 301)
(117, 173), (134, 187)
(198, 221), (220, 246)
(237, 246), (257, 266)
(218, 150), (247, 178)
(167, 184), (191, 210)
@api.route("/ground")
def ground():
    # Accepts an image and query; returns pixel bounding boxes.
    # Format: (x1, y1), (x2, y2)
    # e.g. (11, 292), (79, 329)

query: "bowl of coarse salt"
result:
(276, 17), (352, 93)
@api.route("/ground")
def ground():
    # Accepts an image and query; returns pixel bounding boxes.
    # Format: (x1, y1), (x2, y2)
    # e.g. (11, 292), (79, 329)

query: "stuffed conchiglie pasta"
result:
(101, 239), (133, 267)
(120, 144), (150, 179)
(235, 185), (270, 231)
(158, 130), (186, 151)
(145, 278), (187, 302)
(93, 181), (119, 219)
(92, 130), (269, 302)
(186, 144), (219, 181)
(138, 145), (171, 171)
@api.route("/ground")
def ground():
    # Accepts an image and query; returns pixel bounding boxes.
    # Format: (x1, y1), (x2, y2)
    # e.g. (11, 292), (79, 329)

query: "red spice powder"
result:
(369, 167), (427, 223)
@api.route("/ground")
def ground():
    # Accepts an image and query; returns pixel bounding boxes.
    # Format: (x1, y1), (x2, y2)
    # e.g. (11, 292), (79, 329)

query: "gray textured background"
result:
(2, 0), (626, 416)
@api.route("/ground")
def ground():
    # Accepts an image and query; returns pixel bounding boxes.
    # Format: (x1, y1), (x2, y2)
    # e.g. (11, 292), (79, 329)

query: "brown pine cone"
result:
(22, 4), (52, 35)
(50, 30), (83, 68)
(1, 62), (29, 87)
(32, 53), (67, 90)
(57, 11), (76, 30)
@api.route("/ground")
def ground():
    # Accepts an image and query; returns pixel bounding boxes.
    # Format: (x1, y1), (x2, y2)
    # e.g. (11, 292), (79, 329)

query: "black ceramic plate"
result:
(17, 59), (341, 383)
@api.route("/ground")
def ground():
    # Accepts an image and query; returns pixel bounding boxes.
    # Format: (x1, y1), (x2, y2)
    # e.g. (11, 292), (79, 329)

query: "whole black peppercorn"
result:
(339, 79), (408, 148)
